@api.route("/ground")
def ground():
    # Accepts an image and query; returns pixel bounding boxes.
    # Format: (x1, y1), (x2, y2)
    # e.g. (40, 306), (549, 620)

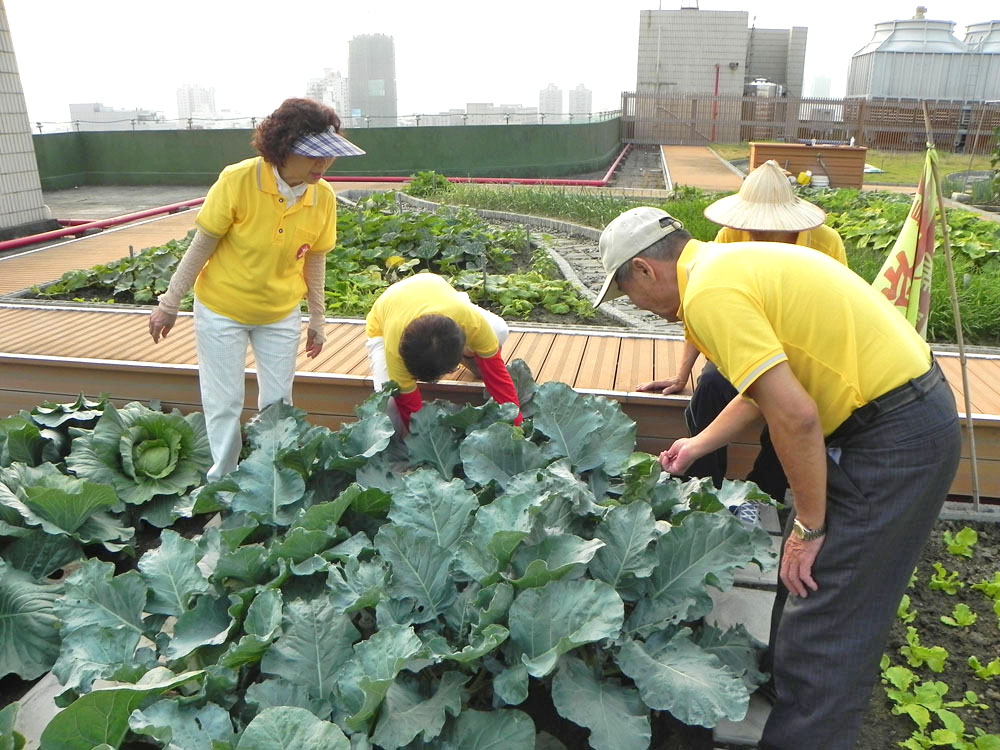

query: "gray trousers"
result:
(760, 367), (961, 750)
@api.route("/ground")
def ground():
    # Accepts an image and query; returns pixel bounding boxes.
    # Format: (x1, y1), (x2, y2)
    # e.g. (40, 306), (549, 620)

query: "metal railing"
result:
(621, 92), (1000, 153)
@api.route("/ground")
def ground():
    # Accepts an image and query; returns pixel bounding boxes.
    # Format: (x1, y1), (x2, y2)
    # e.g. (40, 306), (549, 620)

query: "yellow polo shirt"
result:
(366, 274), (499, 393)
(194, 157), (337, 325)
(714, 224), (848, 266)
(676, 240), (931, 436)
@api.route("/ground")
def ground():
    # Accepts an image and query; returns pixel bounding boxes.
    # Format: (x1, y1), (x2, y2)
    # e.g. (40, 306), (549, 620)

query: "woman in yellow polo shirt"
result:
(148, 98), (365, 480)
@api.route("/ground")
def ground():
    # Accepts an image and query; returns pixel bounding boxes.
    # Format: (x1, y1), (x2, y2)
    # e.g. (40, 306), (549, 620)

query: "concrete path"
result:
(661, 145), (743, 193)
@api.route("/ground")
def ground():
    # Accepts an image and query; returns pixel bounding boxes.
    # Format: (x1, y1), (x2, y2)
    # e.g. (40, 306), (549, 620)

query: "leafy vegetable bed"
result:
(0, 373), (779, 750)
(859, 520), (1000, 750)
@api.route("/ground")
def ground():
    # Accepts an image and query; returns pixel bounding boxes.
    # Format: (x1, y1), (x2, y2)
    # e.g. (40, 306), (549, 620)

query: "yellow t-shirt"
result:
(714, 224), (848, 266)
(676, 240), (931, 436)
(193, 156), (337, 325)
(366, 273), (499, 393)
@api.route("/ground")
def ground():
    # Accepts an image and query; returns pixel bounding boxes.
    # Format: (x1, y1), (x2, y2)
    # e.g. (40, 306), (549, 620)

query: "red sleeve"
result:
(393, 388), (423, 429)
(475, 352), (523, 426)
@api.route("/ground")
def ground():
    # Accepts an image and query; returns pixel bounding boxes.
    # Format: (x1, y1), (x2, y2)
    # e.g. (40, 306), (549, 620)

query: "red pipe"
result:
(6, 146), (633, 251)
(0, 198), (205, 253)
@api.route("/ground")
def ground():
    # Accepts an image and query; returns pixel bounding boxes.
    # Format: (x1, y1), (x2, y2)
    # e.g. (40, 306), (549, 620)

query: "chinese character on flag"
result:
(871, 147), (940, 339)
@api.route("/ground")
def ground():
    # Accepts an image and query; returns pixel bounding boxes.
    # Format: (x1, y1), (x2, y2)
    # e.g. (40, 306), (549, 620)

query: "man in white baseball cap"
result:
(595, 205), (959, 750)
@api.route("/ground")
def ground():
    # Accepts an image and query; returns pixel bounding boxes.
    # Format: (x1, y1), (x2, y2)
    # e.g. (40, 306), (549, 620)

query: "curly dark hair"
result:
(399, 315), (466, 382)
(251, 98), (342, 166)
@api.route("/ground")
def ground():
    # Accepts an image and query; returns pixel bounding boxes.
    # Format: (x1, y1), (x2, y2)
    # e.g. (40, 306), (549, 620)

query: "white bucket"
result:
(812, 175), (830, 188)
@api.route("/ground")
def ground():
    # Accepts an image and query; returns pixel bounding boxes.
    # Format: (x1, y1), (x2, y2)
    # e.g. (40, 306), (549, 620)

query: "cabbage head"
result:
(67, 402), (211, 505)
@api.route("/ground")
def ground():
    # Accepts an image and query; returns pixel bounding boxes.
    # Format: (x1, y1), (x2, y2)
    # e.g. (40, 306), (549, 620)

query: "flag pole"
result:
(921, 101), (981, 510)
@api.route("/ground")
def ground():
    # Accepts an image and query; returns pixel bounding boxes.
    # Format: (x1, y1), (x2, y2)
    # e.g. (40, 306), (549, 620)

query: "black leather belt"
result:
(826, 360), (943, 444)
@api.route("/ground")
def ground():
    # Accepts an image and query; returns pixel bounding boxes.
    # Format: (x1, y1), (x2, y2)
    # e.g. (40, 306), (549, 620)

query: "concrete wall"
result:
(33, 119), (622, 190)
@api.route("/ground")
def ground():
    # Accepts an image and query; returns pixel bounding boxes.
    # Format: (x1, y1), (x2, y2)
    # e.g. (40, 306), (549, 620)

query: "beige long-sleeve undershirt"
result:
(156, 229), (328, 342)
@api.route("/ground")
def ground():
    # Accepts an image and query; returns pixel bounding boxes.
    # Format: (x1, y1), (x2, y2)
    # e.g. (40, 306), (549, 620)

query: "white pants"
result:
(194, 299), (302, 480)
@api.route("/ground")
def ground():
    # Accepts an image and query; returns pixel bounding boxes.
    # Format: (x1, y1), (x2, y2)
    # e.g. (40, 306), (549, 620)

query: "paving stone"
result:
(706, 587), (775, 645)
(13, 671), (64, 749)
(713, 692), (772, 747)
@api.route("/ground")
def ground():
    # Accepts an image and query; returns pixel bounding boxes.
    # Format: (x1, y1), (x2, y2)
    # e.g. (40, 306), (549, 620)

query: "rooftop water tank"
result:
(853, 17), (966, 55)
(964, 20), (1000, 52)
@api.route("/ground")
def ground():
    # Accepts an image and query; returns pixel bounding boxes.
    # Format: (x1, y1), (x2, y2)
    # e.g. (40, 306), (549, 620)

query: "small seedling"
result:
(943, 527), (978, 558)
(971, 572), (1000, 601)
(900, 627), (949, 672)
(898, 593), (918, 624)
(909, 566), (919, 588)
(929, 562), (965, 594)
(941, 603), (978, 628)
(968, 656), (1000, 681)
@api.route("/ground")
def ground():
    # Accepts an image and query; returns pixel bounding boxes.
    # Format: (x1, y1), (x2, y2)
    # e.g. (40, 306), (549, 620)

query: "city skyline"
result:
(6, 0), (998, 126)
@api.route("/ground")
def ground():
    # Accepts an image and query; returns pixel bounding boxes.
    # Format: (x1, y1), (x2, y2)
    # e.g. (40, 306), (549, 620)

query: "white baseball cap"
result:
(595, 206), (684, 307)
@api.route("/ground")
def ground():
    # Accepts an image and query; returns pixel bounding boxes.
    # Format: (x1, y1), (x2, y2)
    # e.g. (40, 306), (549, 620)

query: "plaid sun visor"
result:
(290, 126), (366, 158)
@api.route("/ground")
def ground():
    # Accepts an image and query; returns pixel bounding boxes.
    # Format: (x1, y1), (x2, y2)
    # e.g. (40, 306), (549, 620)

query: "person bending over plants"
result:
(148, 97), (365, 480)
(595, 205), (960, 750)
(637, 160), (849, 505)
(365, 273), (522, 432)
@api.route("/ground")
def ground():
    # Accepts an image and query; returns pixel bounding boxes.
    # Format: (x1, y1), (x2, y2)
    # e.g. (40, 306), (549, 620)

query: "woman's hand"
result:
(148, 308), (176, 343)
(305, 328), (324, 358)
(659, 437), (701, 475)
(637, 374), (689, 395)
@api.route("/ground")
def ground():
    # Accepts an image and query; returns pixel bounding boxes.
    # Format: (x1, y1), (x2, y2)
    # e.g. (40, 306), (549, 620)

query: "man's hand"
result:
(148, 308), (176, 343)
(659, 437), (701, 474)
(780, 534), (824, 597)
(637, 375), (689, 395)
(305, 328), (324, 358)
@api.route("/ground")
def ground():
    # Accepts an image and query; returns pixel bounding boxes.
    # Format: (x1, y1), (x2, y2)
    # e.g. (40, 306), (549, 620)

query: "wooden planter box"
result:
(749, 142), (868, 189)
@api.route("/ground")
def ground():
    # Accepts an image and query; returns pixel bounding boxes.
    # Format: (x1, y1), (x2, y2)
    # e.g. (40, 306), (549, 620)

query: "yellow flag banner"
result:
(871, 148), (940, 339)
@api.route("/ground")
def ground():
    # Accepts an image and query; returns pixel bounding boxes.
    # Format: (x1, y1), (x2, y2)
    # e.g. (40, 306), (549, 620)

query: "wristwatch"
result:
(792, 518), (826, 541)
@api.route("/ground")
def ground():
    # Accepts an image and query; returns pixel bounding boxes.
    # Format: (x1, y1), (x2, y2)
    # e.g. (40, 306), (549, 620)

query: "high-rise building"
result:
(568, 84), (593, 119)
(538, 84), (563, 123)
(305, 69), (350, 117)
(348, 34), (398, 127)
(0, 2), (51, 238)
(176, 84), (216, 123)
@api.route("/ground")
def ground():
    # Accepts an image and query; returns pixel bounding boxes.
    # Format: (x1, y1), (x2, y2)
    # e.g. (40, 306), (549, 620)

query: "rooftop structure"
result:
(348, 34), (398, 127)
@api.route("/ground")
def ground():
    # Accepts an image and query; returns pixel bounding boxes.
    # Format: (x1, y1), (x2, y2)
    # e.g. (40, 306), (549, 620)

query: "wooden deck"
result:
(0, 303), (996, 497)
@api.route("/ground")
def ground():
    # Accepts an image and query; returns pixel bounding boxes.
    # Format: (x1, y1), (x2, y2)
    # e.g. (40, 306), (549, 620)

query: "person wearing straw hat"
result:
(593, 205), (959, 750)
(148, 97), (366, 480)
(637, 160), (848, 504)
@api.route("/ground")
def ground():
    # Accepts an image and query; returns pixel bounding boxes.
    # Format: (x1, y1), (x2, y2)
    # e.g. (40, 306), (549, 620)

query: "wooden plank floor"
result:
(0, 304), (996, 498)
(0, 211), (198, 295)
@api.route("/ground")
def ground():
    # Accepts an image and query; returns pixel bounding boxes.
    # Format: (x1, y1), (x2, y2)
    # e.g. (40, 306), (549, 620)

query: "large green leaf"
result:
(616, 628), (749, 727)
(129, 699), (235, 750)
(455, 487), (548, 581)
(231, 455), (307, 526)
(508, 578), (624, 677)
(589, 501), (658, 592)
(588, 396), (637, 476)
(244, 678), (332, 718)
(236, 706), (349, 750)
(166, 593), (239, 660)
(327, 557), (387, 614)
(442, 709), (535, 749)
(2, 531), (82, 579)
(375, 524), (456, 622)
(22, 482), (118, 534)
(405, 404), (462, 479)
(55, 559), (145, 634)
(51, 623), (145, 692)
(0, 560), (62, 679)
(528, 382), (604, 471)
(38, 668), (204, 750)
(493, 663), (529, 706)
(336, 624), (424, 731)
(626, 511), (770, 637)
(260, 595), (359, 699)
(508, 534), (605, 589)
(324, 413), (394, 471)
(695, 623), (769, 689)
(552, 655), (651, 750)
(460, 422), (546, 488)
(370, 671), (467, 749)
(422, 623), (509, 664)
(29, 393), (107, 428)
(268, 526), (339, 565)
(387, 469), (477, 549)
(137, 529), (211, 617)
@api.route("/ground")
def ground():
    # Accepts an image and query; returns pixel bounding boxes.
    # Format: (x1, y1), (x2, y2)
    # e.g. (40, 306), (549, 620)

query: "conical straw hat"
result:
(703, 160), (826, 232)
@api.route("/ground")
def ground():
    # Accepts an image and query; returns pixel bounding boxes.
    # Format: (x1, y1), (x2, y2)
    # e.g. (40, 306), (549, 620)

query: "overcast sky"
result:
(6, 0), (998, 125)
